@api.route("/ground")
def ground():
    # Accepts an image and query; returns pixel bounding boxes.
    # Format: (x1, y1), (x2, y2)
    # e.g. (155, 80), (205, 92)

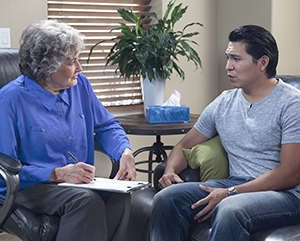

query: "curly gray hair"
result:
(19, 20), (85, 81)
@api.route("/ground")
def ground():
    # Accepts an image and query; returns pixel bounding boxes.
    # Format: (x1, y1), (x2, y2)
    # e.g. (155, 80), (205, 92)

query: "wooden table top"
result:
(116, 113), (199, 136)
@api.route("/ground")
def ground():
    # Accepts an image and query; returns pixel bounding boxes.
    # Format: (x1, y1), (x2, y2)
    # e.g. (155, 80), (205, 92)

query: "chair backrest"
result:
(0, 48), (21, 89)
(277, 75), (300, 90)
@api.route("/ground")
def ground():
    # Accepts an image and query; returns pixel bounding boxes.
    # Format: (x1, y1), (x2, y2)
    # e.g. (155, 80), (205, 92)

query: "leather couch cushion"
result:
(125, 188), (157, 241)
(0, 48), (21, 89)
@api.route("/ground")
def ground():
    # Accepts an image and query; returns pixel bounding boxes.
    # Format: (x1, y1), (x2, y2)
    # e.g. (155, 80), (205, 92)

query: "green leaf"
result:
(173, 61), (185, 80)
(88, 0), (204, 81)
(181, 32), (200, 39)
(87, 39), (107, 63)
(135, 48), (149, 66)
(178, 40), (191, 60)
(171, 4), (187, 27)
(118, 8), (137, 23)
(119, 22), (131, 31)
(163, 0), (176, 23)
(141, 12), (158, 21)
(182, 22), (205, 33)
(156, 33), (170, 48)
(190, 46), (202, 69)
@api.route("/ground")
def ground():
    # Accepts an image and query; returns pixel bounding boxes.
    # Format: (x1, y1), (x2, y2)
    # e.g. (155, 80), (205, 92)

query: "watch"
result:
(227, 186), (239, 196)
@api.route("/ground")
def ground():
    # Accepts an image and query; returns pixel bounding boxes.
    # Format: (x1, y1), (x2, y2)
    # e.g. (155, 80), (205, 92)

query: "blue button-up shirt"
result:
(0, 73), (131, 198)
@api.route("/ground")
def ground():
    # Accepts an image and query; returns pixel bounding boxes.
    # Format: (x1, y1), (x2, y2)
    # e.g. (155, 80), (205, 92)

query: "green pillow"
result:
(183, 135), (229, 182)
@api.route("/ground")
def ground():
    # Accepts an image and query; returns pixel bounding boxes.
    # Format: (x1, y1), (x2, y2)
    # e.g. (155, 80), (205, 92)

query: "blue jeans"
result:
(150, 177), (300, 241)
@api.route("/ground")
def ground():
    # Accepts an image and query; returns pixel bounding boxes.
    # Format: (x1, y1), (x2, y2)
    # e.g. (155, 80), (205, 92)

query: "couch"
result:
(125, 74), (300, 241)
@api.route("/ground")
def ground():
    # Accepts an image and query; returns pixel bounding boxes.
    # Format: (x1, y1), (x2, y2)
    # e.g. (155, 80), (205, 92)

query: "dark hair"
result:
(228, 25), (278, 78)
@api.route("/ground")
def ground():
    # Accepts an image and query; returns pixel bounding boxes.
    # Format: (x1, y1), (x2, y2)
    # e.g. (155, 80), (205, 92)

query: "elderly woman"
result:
(0, 20), (136, 240)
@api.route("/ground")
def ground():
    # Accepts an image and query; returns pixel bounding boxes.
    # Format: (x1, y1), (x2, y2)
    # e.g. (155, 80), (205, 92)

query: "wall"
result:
(272, 0), (300, 75)
(217, 0), (300, 90)
(217, 0), (272, 92)
(161, 0), (219, 114)
(0, 0), (47, 48)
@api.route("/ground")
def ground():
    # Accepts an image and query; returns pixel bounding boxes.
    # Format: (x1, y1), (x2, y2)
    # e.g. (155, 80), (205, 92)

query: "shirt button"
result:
(68, 136), (72, 140)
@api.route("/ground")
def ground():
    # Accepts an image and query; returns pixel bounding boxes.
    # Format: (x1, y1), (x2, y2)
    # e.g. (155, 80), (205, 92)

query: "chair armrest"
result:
(94, 138), (119, 179)
(0, 152), (22, 227)
(153, 162), (200, 190)
(178, 167), (200, 183)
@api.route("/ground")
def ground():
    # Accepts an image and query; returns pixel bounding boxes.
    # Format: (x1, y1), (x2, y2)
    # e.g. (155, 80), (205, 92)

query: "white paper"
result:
(58, 177), (151, 193)
(161, 89), (181, 106)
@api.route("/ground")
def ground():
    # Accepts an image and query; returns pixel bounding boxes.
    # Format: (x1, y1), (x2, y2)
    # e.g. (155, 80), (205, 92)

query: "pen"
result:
(68, 151), (96, 181)
(68, 151), (79, 163)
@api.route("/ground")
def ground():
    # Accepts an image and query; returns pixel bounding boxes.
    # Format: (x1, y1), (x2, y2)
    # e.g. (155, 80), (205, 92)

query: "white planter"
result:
(141, 72), (165, 116)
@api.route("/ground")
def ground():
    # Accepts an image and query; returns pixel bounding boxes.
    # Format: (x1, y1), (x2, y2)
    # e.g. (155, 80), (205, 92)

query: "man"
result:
(150, 25), (300, 241)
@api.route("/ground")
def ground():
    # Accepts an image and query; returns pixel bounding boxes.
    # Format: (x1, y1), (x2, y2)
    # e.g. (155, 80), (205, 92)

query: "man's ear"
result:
(259, 55), (270, 72)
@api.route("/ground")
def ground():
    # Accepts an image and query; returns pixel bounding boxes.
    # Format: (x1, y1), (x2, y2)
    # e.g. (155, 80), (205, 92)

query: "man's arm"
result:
(192, 142), (300, 222)
(158, 128), (209, 189)
(236, 143), (300, 192)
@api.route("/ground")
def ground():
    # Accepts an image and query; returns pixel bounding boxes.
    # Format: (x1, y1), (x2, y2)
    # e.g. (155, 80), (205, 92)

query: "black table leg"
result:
(133, 135), (173, 183)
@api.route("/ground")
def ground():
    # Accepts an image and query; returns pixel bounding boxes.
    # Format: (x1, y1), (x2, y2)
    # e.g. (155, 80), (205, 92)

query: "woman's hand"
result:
(51, 162), (95, 184)
(191, 185), (228, 222)
(114, 148), (136, 181)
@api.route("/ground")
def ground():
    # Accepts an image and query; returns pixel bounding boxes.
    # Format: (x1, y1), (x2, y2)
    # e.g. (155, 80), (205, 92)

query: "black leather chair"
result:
(125, 75), (300, 241)
(0, 48), (120, 240)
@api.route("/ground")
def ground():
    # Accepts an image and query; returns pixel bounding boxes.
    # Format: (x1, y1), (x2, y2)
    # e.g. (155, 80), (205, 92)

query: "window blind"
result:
(48, 0), (152, 109)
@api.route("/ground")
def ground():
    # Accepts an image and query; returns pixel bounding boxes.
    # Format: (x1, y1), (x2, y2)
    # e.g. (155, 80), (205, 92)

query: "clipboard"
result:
(58, 177), (151, 193)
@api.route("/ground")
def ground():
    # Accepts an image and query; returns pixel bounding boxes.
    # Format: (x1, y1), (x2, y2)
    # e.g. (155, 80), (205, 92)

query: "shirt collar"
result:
(58, 89), (70, 106)
(24, 76), (70, 111)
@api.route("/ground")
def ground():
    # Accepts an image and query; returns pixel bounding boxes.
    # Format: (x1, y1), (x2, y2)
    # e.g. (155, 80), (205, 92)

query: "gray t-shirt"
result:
(194, 79), (300, 197)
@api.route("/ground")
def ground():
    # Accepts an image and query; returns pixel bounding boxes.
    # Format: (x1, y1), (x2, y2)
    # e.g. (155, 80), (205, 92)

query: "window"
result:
(48, 0), (152, 110)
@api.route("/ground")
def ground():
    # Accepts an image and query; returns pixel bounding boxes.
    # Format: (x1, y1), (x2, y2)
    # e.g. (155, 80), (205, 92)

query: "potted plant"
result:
(88, 0), (204, 113)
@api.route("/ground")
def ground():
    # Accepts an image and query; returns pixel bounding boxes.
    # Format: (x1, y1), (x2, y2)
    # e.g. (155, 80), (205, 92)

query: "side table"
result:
(116, 113), (199, 183)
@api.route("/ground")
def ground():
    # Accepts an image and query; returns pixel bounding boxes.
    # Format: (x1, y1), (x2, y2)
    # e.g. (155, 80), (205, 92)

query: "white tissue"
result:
(161, 90), (181, 106)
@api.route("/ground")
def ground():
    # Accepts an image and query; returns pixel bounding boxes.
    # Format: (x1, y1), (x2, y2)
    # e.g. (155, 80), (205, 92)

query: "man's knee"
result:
(153, 185), (178, 208)
(213, 195), (250, 225)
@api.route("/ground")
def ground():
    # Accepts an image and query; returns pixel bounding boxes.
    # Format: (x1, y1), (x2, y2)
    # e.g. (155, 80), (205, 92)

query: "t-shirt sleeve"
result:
(281, 97), (300, 144)
(193, 95), (222, 139)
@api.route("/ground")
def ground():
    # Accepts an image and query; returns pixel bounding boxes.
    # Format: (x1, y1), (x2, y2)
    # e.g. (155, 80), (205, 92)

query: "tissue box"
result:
(146, 105), (190, 124)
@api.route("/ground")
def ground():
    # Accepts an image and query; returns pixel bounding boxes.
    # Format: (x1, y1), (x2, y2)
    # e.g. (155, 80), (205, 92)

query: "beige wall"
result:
(0, 0), (47, 48)
(161, 0), (219, 114)
(217, 0), (272, 91)
(1, 0), (299, 181)
(272, 0), (300, 75)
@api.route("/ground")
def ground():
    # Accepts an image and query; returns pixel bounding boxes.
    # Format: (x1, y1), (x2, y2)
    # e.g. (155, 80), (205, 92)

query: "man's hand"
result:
(157, 128), (209, 190)
(158, 172), (184, 190)
(114, 148), (136, 181)
(51, 162), (95, 184)
(191, 185), (228, 222)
